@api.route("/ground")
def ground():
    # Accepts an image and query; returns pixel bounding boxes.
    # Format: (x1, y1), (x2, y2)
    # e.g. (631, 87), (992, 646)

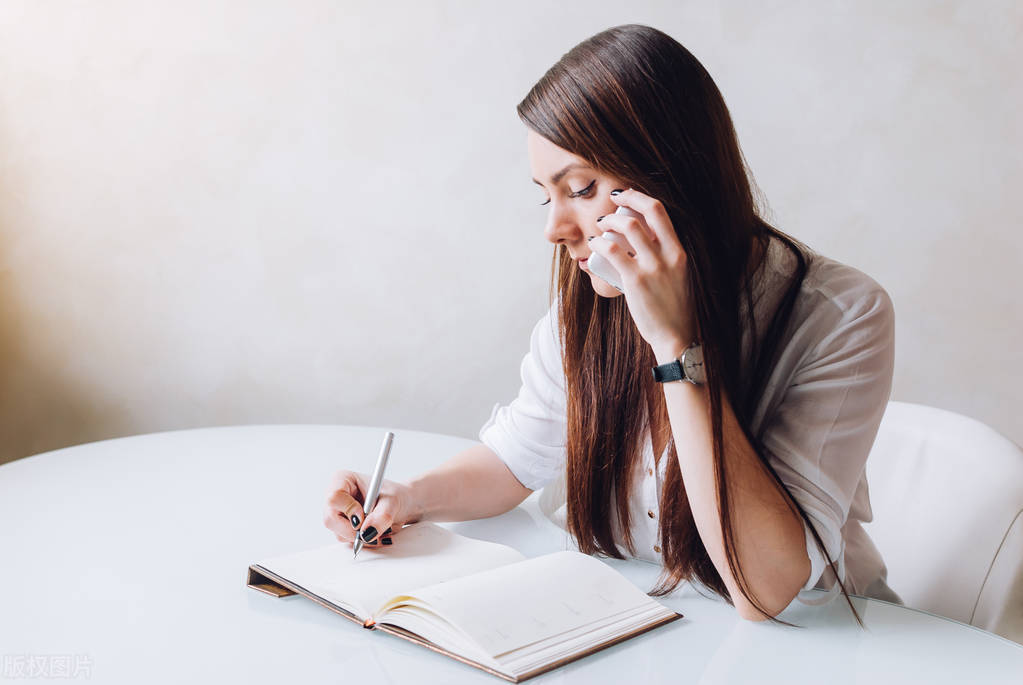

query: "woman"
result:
(323, 24), (899, 622)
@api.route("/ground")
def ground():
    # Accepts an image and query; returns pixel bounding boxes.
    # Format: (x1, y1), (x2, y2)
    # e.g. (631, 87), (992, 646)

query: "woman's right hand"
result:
(322, 469), (419, 548)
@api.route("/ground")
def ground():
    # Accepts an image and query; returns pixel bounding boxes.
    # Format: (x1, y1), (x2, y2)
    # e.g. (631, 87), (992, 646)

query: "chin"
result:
(589, 275), (624, 299)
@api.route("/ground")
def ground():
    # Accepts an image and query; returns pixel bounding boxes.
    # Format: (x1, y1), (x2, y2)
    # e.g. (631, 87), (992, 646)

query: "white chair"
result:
(863, 400), (1023, 643)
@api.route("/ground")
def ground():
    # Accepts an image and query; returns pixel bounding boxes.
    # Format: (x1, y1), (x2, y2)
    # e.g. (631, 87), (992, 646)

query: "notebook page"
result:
(384, 550), (663, 657)
(254, 523), (525, 619)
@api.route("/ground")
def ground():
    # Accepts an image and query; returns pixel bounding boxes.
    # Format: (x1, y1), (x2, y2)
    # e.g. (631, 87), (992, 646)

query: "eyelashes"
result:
(570, 180), (597, 198)
(539, 179), (596, 206)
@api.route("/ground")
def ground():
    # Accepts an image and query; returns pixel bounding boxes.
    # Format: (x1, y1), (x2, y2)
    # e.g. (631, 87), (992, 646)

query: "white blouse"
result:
(479, 234), (902, 607)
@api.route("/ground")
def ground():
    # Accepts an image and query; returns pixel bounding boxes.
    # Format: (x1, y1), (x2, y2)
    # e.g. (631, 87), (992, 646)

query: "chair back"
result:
(864, 401), (1023, 642)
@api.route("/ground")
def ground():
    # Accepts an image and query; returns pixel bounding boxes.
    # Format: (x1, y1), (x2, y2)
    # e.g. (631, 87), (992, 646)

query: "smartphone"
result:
(586, 206), (641, 292)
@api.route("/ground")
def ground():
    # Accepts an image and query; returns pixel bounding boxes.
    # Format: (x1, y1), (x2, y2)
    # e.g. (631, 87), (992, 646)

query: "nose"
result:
(543, 202), (583, 246)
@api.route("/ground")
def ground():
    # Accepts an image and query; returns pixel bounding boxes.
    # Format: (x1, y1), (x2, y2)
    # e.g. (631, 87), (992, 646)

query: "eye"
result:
(537, 179), (595, 206)
(569, 180), (596, 198)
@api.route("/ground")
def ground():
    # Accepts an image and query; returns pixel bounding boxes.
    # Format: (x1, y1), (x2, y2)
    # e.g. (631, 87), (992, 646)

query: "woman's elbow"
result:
(735, 592), (794, 622)
(736, 599), (782, 622)
(734, 561), (810, 621)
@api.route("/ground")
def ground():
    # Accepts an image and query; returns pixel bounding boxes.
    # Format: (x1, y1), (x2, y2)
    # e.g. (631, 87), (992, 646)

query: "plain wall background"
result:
(1, 1), (1020, 465)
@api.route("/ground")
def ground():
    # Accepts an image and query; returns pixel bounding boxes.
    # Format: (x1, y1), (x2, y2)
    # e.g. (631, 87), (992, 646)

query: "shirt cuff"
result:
(797, 517), (847, 605)
(479, 403), (561, 492)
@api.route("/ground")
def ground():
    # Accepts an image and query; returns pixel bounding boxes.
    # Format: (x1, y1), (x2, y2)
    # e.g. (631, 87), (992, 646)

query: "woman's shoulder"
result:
(760, 235), (894, 329)
(797, 252), (896, 337)
(800, 249), (893, 321)
(749, 235), (895, 378)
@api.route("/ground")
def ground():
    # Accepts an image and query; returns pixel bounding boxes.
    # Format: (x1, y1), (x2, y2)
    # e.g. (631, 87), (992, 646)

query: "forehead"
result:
(526, 130), (590, 180)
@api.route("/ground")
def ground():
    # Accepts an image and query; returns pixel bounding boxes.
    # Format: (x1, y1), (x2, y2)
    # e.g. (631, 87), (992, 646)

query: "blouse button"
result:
(653, 545), (662, 554)
(647, 510), (655, 519)
(648, 467), (654, 476)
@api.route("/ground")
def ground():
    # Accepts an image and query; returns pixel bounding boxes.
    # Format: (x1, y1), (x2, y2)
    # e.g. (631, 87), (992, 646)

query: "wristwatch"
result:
(651, 341), (705, 385)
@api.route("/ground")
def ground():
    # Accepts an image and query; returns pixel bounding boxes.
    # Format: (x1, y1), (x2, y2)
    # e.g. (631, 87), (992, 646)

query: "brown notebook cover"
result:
(247, 562), (682, 682)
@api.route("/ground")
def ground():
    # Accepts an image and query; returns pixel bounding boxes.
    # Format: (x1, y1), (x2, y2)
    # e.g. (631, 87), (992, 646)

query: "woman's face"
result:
(527, 130), (626, 299)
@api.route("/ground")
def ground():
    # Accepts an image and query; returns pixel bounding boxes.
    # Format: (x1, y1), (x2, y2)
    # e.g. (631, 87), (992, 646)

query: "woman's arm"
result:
(324, 443), (533, 548)
(654, 360), (811, 621)
(407, 443), (534, 522)
(589, 187), (810, 620)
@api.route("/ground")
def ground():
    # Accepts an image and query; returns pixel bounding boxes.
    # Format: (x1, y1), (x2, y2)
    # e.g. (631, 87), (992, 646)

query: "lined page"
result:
(254, 523), (526, 619)
(381, 550), (665, 657)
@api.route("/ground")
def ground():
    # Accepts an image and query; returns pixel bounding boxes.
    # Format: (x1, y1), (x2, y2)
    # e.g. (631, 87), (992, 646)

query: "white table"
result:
(1, 425), (1021, 683)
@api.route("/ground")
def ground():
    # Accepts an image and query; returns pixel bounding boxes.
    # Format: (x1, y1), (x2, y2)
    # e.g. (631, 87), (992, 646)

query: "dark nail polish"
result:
(382, 537), (393, 546)
(610, 189), (624, 196)
(587, 236), (594, 242)
(350, 514), (360, 528)
(596, 215), (605, 222)
(360, 526), (378, 543)
(382, 527), (392, 536)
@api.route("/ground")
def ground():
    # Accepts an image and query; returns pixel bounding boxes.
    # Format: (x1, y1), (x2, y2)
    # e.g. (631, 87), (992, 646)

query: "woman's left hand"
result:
(587, 188), (697, 362)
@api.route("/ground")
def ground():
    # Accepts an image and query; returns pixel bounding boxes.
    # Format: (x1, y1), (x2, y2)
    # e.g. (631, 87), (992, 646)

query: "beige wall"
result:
(1, 1), (1020, 464)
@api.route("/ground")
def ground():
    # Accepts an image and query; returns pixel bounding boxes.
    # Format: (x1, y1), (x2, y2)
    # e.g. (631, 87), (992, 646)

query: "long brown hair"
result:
(517, 24), (861, 624)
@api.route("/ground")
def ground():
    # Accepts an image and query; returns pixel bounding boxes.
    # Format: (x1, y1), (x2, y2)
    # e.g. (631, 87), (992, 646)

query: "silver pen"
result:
(353, 431), (395, 559)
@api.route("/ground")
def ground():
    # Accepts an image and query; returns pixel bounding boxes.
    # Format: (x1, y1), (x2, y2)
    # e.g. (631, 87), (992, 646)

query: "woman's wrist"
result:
(652, 338), (691, 365)
(403, 475), (431, 524)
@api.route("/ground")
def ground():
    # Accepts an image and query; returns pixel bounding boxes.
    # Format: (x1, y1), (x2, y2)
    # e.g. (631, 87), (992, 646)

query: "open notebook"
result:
(247, 522), (681, 682)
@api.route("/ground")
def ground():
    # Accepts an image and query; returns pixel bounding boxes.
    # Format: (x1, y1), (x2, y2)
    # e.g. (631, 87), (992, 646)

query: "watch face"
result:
(683, 345), (705, 383)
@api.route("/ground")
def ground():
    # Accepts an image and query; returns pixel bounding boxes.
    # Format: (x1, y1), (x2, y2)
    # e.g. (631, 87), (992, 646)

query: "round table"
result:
(1, 425), (1020, 683)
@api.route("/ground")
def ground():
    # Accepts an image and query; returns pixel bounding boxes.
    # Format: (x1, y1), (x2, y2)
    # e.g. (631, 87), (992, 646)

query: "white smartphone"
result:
(586, 206), (641, 292)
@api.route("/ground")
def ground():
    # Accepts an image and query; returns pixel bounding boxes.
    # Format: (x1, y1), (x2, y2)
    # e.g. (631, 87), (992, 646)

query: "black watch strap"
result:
(652, 359), (685, 383)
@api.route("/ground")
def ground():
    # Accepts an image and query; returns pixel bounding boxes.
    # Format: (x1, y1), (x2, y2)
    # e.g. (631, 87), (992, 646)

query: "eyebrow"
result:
(532, 163), (592, 187)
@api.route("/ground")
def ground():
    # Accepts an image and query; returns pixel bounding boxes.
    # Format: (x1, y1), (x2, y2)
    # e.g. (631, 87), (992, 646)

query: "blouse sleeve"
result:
(478, 306), (568, 491)
(759, 279), (895, 601)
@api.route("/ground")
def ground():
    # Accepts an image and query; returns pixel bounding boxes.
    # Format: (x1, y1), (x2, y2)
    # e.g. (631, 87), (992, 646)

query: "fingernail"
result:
(350, 514), (360, 529)
(610, 189), (624, 196)
(360, 526), (378, 543)
(382, 537), (393, 546)
(382, 527), (392, 536)
(596, 215), (605, 222)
